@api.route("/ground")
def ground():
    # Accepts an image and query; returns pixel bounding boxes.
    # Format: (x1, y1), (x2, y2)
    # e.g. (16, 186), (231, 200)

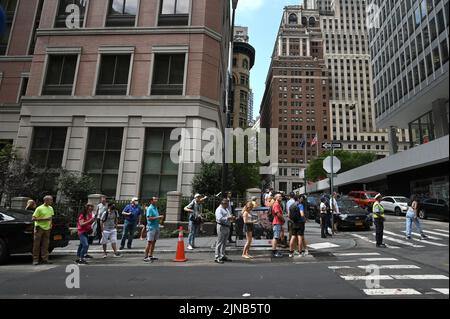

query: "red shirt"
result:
(77, 212), (93, 235)
(272, 201), (284, 225)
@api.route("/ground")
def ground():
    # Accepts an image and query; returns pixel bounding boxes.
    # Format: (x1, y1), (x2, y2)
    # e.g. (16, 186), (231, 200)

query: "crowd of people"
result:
(25, 188), (432, 265)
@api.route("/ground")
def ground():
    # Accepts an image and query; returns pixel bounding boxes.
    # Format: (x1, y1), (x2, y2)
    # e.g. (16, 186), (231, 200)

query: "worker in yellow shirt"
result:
(32, 195), (54, 265)
(372, 193), (386, 248)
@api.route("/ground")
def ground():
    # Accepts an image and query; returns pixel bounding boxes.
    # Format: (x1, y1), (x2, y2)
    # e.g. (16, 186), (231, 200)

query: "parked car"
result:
(235, 207), (273, 240)
(417, 198), (449, 222)
(335, 197), (373, 230)
(380, 196), (409, 216)
(0, 208), (70, 264)
(348, 191), (379, 209)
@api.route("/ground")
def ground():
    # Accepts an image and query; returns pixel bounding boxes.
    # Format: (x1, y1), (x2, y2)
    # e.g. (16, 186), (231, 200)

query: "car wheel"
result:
(0, 238), (9, 265)
(418, 209), (427, 220)
(394, 207), (401, 216)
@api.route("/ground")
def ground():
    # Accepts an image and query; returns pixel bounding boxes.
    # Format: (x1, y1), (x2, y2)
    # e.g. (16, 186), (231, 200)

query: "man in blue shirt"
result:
(297, 196), (309, 256)
(120, 197), (142, 250)
(144, 197), (164, 262)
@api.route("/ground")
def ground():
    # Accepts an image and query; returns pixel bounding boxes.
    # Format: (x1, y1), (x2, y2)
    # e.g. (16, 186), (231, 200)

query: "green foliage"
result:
(192, 162), (261, 197)
(306, 150), (377, 182)
(57, 170), (96, 205)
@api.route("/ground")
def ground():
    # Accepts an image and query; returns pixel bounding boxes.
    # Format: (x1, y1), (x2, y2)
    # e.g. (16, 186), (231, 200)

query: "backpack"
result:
(102, 210), (117, 223)
(267, 206), (274, 222)
(289, 203), (302, 224)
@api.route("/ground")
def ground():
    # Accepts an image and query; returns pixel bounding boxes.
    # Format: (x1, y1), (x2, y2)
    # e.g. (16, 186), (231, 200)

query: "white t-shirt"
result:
(330, 198), (340, 214)
(320, 202), (327, 213)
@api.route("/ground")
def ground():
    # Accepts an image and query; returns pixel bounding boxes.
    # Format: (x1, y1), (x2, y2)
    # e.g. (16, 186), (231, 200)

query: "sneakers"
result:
(150, 256), (159, 261)
(102, 254), (108, 259)
(272, 252), (283, 258)
(214, 258), (224, 264)
(84, 255), (93, 259)
(187, 245), (194, 250)
(421, 234), (429, 239)
(406, 236), (412, 240)
(303, 250), (309, 256)
(76, 259), (88, 265)
(221, 256), (232, 262)
(288, 252), (294, 258)
(376, 244), (387, 248)
(113, 253), (122, 258)
(242, 255), (251, 259)
(143, 257), (152, 263)
(32, 261), (39, 266)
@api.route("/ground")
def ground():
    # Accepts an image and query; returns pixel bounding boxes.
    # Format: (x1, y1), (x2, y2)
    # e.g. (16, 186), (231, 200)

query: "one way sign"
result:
(322, 142), (343, 149)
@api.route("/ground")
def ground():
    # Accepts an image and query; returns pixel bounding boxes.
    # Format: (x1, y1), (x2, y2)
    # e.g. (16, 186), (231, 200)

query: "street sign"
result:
(323, 156), (341, 174)
(322, 142), (343, 149)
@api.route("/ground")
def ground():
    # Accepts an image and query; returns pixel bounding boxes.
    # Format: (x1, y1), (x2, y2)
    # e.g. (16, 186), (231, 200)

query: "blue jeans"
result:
(121, 220), (136, 248)
(77, 233), (89, 259)
(188, 221), (200, 247)
(406, 211), (423, 238)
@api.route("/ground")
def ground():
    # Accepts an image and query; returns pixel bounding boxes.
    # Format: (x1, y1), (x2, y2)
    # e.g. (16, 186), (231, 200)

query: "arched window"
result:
(242, 59), (249, 69)
(288, 13), (298, 24)
(309, 17), (316, 27)
(301, 16), (308, 26)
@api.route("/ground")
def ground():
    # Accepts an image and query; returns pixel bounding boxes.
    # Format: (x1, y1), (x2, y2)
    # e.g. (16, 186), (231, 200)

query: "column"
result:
(300, 38), (304, 56)
(286, 38), (290, 56)
(432, 99), (449, 139)
(388, 126), (399, 155)
(278, 37), (282, 56)
(306, 38), (311, 56)
(166, 191), (183, 223)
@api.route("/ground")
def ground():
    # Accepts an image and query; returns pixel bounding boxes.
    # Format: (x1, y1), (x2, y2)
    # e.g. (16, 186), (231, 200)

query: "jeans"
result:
(77, 233), (89, 259)
(320, 213), (327, 237)
(215, 224), (230, 259)
(188, 221), (200, 247)
(406, 211), (423, 237)
(121, 220), (136, 249)
(374, 218), (384, 246)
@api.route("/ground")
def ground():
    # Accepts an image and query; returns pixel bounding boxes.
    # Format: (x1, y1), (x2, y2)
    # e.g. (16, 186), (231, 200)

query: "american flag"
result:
(311, 134), (318, 146)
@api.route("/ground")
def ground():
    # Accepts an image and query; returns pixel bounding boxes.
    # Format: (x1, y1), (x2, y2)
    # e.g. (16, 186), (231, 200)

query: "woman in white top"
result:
(406, 195), (428, 240)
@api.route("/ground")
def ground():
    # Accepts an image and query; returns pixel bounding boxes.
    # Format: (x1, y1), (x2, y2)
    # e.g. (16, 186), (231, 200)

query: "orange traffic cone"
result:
(174, 226), (187, 262)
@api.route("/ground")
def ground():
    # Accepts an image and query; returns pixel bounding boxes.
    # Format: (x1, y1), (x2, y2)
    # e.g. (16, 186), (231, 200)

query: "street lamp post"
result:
(222, 0), (239, 195)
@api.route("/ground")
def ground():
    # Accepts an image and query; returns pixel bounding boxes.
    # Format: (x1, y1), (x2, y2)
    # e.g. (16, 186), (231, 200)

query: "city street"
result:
(0, 216), (447, 299)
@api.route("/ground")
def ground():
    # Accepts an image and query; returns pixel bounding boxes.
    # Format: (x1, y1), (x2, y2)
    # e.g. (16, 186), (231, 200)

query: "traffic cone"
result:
(174, 226), (187, 262)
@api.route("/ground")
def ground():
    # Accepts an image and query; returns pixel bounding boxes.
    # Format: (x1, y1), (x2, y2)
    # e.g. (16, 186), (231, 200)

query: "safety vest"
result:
(372, 202), (385, 219)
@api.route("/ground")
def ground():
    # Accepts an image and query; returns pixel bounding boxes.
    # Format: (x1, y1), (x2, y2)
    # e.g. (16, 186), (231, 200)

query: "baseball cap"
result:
(194, 194), (202, 198)
(375, 193), (382, 199)
(131, 197), (139, 202)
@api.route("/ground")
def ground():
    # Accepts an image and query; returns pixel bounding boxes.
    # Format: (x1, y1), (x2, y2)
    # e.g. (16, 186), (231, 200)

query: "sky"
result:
(235, 0), (304, 119)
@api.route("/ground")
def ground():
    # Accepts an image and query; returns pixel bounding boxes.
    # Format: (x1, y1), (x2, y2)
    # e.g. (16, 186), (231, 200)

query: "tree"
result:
(306, 150), (377, 182)
(192, 162), (261, 197)
(57, 170), (96, 205)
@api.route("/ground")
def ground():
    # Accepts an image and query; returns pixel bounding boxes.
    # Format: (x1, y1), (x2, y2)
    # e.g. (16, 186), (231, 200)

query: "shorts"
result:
(291, 223), (305, 237)
(244, 223), (254, 233)
(101, 229), (117, 245)
(147, 228), (160, 242)
(273, 224), (282, 239)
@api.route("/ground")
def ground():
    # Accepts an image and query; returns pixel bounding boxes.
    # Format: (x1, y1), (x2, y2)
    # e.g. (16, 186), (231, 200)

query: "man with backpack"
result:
(271, 194), (285, 258)
(288, 196), (307, 257)
(101, 203), (121, 258)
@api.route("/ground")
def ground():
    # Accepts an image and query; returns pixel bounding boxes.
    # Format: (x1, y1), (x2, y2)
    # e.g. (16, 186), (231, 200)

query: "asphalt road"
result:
(0, 215), (448, 299)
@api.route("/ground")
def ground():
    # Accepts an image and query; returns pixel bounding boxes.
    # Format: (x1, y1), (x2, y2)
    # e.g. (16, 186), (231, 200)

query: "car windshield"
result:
(338, 200), (360, 209)
(365, 193), (377, 199)
(393, 197), (409, 203)
(0, 212), (15, 222)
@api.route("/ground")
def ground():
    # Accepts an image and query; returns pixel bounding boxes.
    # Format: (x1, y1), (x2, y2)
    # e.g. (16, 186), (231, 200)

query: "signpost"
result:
(322, 142), (342, 235)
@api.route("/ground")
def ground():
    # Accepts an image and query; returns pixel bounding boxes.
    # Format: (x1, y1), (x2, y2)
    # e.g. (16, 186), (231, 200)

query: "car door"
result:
(435, 199), (448, 220)
(381, 197), (393, 212)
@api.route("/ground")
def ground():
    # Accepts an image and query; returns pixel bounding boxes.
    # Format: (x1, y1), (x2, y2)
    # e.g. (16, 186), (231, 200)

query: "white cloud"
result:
(236, 0), (265, 11)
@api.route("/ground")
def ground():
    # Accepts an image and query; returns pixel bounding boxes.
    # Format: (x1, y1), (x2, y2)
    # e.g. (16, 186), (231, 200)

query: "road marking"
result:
(432, 288), (449, 295)
(386, 231), (448, 247)
(374, 233), (425, 248)
(358, 265), (421, 270)
(400, 231), (443, 240)
(423, 230), (449, 238)
(433, 229), (449, 234)
(351, 234), (400, 249)
(341, 275), (393, 281)
(328, 266), (353, 269)
(307, 242), (340, 250)
(334, 252), (380, 256)
(363, 288), (421, 296)
(360, 258), (398, 261)
(391, 275), (449, 280)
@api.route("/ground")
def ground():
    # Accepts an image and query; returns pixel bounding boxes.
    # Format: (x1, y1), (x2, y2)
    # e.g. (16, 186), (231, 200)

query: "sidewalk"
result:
(53, 224), (356, 255)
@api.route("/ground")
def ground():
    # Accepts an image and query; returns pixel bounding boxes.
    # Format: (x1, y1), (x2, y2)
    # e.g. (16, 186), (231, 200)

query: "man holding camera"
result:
(184, 194), (207, 250)
(214, 199), (235, 264)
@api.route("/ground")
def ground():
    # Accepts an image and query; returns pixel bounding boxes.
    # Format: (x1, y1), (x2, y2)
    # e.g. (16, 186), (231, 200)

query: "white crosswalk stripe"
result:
(334, 252), (380, 256)
(341, 275), (393, 281)
(391, 274), (449, 280)
(401, 231), (443, 240)
(328, 266), (352, 269)
(432, 288), (449, 295)
(363, 289), (421, 296)
(432, 229), (449, 234)
(374, 233), (425, 248)
(384, 231), (448, 247)
(360, 257), (398, 261)
(350, 234), (400, 248)
(357, 265), (421, 270)
(423, 230), (449, 238)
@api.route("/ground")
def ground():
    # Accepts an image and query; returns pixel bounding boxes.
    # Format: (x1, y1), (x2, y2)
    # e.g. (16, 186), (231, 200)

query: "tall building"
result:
(317, 0), (409, 156)
(368, 0), (449, 197)
(0, 0), (231, 199)
(231, 25), (255, 128)
(248, 88), (254, 124)
(260, 4), (331, 193)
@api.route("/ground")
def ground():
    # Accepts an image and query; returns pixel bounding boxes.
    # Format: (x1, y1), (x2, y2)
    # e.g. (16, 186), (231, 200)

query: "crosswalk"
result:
(328, 251), (449, 297)
(351, 227), (449, 250)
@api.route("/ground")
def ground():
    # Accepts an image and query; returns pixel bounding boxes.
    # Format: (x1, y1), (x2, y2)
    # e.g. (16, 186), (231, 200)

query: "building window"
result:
(29, 0), (44, 55)
(158, 0), (189, 26)
(106, 0), (138, 27)
(96, 54), (131, 95)
(288, 13), (298, 24)
(151, 53), (185, 95)
(29, 127), (67, 170)
(141, 129), (179, 198)
(0, 0), (17, 55)
(55, 0), (87, 28)
(43, 55), (78, 95)
(85, 128), (123, 197)
(409, 111), (435, 147)
(242, 59), (249, 70)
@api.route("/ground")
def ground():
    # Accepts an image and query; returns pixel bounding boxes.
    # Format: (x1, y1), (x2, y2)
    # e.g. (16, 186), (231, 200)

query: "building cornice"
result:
(0, 56), (33, 62)
(36, 26), (223, 42)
